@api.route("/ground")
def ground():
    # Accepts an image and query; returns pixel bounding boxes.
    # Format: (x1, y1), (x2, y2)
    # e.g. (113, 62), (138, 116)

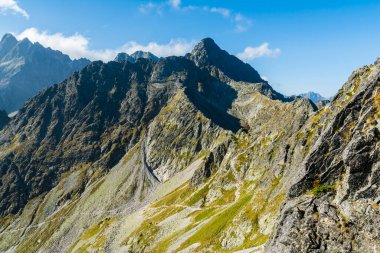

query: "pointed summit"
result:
(188, 38), (223, 66)
(130, 51), (159, 62)
(0, 33), (89, 112)
(114, 52), (132, 63)
(1, 33), (17, 45)
(19, 37), (32, 46)
(0, 33), (18, 58)
(192, 37), (220, 55)
(188, 37), (263, 83)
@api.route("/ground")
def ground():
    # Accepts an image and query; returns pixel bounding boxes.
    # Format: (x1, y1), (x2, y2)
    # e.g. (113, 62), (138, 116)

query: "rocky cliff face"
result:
(0, 33), (90, 112)
(0, 38), (378, 253)
(266, 59), (380, 253)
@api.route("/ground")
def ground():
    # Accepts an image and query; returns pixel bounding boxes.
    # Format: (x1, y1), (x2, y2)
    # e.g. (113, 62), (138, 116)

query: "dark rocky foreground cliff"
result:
(0, 33), (90, 112)
(0, 38), (378, 253)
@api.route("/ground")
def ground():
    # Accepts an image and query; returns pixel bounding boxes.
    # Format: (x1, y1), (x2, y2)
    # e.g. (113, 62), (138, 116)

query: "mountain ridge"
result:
(0, 38), (378, 253)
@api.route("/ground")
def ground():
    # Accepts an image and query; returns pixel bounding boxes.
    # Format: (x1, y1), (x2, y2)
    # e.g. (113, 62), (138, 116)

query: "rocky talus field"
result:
(0, 38), (379, 253)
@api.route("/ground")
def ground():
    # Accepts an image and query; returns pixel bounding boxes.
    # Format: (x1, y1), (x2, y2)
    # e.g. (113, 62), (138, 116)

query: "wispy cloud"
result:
(237, 43), (281, 61)
(16, 27), (196, 61)
(0, 0), (29, 19)
(234, 14), (252, 32)
(168, 0), (181, 8)
(139, 1), (252, 32)
(138, 2), (158, 14)
(209, 7), (230, 17)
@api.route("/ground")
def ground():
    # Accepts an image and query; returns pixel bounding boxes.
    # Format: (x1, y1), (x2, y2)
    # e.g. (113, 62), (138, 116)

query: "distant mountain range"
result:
(0, 33), (90, 112)
(114, 51), (159, 63)
(298, 91), (330, 103)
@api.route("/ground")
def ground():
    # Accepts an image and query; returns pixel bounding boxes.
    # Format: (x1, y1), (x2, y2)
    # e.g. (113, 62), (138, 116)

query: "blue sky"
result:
(1, 0), (380, 97)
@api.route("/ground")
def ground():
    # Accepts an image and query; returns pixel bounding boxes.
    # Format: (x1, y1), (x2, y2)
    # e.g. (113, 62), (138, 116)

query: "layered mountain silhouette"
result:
(0, 33), (90, 112)
(0, 38), (379, 253)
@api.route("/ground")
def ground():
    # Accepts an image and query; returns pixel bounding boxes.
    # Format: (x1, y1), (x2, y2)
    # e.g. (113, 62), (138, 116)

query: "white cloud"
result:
(16, 28), (93, 59)
(120, 40), (196, 58)
(0, 0), (29, 19)
(168, 0), (181, 8)
(237, 43), (281, 61)
(16, 27), (196, 62)
(209, 7), (230, 17)
(139, 2), (252, 32)
(205, 9), (251, 32)
(138, 2), (157, 14)
(234, 14), (252, 32)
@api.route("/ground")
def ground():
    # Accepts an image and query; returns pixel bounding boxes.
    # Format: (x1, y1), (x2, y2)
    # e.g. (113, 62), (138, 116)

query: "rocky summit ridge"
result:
(0, 38), (379, 253)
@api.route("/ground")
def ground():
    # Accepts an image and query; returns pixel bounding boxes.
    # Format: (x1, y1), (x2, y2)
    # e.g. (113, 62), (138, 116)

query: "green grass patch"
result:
(81, 217), (115, 240)
(238, 233), (269, 250)
(185, 184), (209, 206)
(178, 193), (253, 250)
(310, 184), (335, 196)
(151, 183), (189, 208)
(123, 206), (184, 251)
(191, 207), (217, 223)
(211, 188), (236, 206)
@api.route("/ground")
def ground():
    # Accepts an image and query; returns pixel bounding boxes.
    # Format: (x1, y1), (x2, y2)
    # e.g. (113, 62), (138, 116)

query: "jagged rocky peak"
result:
(114, 50), (159, 63)
(0, 33), (17, 46)
(113, 52), (132, 63)
(130, 50), (159, 62)
(185, 38), (290, 101)
(0, 33), (17, 57)
(187, 37), (263, 83)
